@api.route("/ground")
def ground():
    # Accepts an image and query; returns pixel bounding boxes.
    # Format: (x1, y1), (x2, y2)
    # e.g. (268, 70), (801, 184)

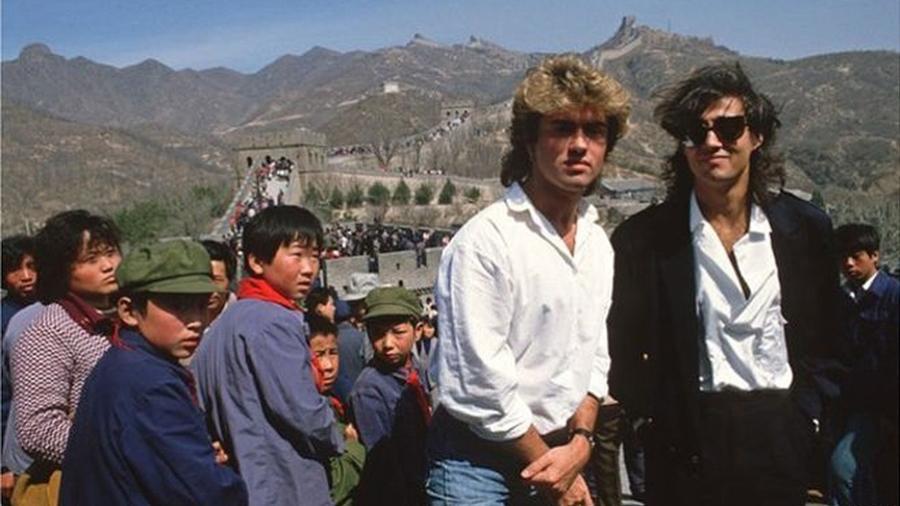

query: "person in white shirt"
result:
(608, 62), (842, 506)
(426, 55), (630, 506)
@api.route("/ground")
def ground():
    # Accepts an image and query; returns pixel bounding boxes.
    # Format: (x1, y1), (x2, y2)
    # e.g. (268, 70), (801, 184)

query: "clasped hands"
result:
(520, 433), (594, 506)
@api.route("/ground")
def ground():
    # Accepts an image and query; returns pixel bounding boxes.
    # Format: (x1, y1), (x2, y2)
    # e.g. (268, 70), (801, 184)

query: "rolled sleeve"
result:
(588, 321), (611, 401)
(588, 254), (613, 401)
(433, 243), (533, 441)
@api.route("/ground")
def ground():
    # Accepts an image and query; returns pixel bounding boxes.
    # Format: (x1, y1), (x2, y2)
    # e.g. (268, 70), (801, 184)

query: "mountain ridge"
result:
(2, 16), (897, 250)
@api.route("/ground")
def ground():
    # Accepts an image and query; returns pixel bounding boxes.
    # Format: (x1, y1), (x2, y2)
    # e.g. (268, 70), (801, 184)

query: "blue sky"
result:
(3, 0), (898, 72)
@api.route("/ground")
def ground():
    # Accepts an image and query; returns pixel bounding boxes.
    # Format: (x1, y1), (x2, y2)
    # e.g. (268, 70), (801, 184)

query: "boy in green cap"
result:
(348, 286), (429, 505)
(60, 239), (247, 505)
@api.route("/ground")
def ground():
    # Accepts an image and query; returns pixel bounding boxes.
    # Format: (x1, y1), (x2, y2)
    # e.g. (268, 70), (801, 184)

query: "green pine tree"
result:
(438, 179), (457, 204)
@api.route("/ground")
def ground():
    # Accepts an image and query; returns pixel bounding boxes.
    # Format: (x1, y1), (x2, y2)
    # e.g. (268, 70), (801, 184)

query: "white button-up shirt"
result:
(431, 183), (614, 441)
(690, 193), (793, 392)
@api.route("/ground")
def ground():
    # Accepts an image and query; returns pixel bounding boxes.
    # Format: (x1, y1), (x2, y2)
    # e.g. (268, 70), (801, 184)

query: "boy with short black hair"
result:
(60, 239), (247, 505)
(1, 234), (38, 499)
(306, 313), (366, 506)
(200, 239), (237, 322)
(1, 235), (37, 337)
(830, 223), (899, 505)
(306, 287), (338, 323)
(192, 205), (344, 506)
(348, 287), (429, 505)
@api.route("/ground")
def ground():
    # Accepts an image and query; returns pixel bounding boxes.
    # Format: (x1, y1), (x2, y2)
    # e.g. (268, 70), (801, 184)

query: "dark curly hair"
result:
(501, 55), (631, 194)
(34, 210), (121, 304)
(654, 61), (784, 203)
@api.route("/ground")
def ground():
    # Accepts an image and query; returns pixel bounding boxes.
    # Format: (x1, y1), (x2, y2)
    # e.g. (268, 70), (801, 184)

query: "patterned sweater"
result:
(11, 303), (110, 465)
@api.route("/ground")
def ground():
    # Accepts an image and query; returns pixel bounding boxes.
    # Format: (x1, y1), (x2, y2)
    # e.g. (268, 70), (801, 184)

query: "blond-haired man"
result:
(427, 55), (630, 505)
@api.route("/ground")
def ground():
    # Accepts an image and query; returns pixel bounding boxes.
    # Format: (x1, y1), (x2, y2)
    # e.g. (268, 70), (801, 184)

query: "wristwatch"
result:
(569, 427), (595, 449)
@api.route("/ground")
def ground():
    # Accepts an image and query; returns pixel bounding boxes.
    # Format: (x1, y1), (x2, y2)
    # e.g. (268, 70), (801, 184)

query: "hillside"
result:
(1, 16), (897, 256)
(0, 100), (232, 233)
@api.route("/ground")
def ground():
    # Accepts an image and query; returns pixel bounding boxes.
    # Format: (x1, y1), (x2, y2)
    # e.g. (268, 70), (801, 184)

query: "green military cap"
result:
(363, 286), (422, 321)
(117, 239), (217, 294)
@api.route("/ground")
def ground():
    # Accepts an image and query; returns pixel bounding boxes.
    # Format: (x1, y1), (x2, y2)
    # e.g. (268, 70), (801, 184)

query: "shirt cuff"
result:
(465, 396), (533, 442)
(588, 374), (609, 403)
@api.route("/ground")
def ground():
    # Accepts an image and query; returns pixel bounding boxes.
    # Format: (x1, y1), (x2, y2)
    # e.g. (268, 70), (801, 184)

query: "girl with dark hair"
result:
(9, 210), (121, 504)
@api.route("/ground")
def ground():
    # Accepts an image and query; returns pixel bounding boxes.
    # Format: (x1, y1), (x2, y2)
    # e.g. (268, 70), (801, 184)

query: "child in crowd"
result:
(307, 286), (355, 402)
(10, 210), (122, 503)
(200, 239), (237, 323)
(1, 235), (37, 337)
(60, 240), (247, 505)
(348, 287), (429, 506)
(1, 234), (38, 500)
(307, 314), (366, 506)
(191, 205), (344, 506)
(306, 286), (338, 323)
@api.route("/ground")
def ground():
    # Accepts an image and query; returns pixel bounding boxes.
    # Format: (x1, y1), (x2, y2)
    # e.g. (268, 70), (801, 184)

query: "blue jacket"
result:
(349, 360), (428, 506)
(192, 299), (344, 506)
(1, 297), (27, 434)
(59, 329), (247, 505)
(839, 271), (900, 419)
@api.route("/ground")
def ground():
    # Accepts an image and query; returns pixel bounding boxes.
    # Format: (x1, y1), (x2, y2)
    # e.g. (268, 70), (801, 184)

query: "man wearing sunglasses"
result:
(607, 62), (842, 505)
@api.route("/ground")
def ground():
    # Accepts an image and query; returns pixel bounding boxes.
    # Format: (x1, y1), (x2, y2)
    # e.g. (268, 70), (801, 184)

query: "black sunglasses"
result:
(682, 115), (747, 147)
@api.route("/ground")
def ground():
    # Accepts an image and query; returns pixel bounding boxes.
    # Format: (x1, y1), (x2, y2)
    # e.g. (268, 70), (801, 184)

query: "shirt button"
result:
(641, 352), (650, 361)
(689, 454), (701, 465)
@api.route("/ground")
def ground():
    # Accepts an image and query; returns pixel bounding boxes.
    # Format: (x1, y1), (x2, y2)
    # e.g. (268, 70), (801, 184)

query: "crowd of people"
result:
(222, 156), (294, 263)
(327, 111), (471, 163)
(0, 56), (897, 506)
(322, 223), (452, 264)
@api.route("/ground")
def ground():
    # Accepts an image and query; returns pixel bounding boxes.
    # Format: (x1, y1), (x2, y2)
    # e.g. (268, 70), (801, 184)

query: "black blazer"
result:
(607, 191), (842, 458)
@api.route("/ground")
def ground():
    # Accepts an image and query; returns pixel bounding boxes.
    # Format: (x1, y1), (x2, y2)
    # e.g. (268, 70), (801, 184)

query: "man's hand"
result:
(212, 441), (229, 466)
(1, 471), (15, 500)
(344, 423), (359, 442)
(557, 474), (593, 506)
(520, 435), (592, 498)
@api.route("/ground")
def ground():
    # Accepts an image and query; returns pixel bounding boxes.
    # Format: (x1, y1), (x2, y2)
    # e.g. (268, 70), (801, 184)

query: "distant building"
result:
(440, 100), (474, 119)
(233, 129), (327, 182)
(383, 81), (400, 94)
(598, 178), (661, 202)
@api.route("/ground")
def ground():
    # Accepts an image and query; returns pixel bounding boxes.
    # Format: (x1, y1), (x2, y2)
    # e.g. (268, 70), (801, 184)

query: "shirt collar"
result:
(504, 182), (599, 231)
(862, 270), (879, 291)
(689, 191), (771, 236)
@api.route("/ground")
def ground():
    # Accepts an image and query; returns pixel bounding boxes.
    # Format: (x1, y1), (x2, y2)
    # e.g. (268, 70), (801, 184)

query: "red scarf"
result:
(58, 292), (122, 347)
(406, 367), (432, 425)
(237, 277), (300, 311)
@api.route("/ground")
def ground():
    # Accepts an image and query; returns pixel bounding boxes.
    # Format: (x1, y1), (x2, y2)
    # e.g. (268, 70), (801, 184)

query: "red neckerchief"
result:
(406, 367), (432, 425)
(310, 355), (345, 420)
(58, 292), (122, 347)
(237, 277), (299, 311)
(181, 367), (200, 408)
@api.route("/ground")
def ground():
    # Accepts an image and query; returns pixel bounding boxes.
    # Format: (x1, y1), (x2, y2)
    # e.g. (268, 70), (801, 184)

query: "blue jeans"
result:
(426, 456), (547, 505)
(425, 410), (548, 505)
(830, 412), (878, 506)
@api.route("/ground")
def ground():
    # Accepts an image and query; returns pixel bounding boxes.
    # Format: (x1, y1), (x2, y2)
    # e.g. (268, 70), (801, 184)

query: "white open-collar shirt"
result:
(690, 192), (793, 392)
(431, 182), (614, 441)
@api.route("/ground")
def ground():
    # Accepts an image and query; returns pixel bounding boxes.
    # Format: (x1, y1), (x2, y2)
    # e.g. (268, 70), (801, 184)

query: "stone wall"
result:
(233, 129), (328, 185)
(324, 247), (444, 298)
